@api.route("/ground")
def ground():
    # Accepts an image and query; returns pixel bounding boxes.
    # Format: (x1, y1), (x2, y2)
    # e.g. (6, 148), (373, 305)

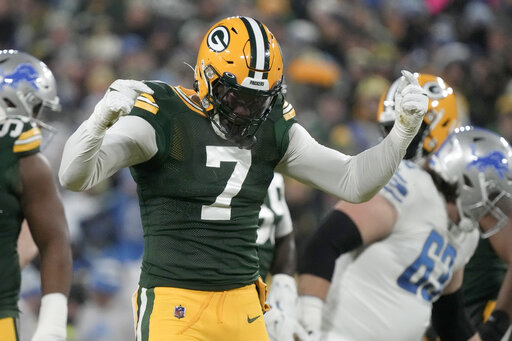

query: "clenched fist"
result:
(394, 70), (429, 136)
(87, 79), (154, 137)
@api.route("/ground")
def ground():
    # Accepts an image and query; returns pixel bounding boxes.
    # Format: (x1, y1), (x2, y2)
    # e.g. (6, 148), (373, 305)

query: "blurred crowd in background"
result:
(3, 0), (512, 339)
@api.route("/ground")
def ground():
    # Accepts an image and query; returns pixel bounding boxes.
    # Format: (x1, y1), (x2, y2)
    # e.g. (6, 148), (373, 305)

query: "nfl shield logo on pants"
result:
(174, 305), (186, 319)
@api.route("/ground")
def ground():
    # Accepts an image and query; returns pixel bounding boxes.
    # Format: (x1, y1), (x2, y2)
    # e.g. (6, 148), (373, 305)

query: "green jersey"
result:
(462, 237), (507, 312)
(128, 82), (296, 291)
(0, 116), (42, 318)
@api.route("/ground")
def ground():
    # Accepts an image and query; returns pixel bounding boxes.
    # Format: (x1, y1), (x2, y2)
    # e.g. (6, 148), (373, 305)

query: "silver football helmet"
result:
(429, 126), (512, 238)
(0, 50), (60, 122)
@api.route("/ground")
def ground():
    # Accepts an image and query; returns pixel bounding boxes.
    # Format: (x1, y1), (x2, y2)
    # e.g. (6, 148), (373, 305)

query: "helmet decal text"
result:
(207, 26), (230, 52)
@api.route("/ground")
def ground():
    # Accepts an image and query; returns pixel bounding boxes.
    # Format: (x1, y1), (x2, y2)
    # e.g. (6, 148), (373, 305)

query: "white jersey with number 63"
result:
(322, 161), (479, 341)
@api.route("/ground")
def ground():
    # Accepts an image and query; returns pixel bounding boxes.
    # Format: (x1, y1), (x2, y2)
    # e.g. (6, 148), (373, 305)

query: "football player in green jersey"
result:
(59, 16), (428, 341)
(462, 225), (512, 340)
(0, 50), (72, 341)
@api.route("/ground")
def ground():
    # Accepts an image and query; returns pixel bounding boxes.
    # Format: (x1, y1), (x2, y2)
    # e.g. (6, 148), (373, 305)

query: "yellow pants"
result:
(132, 284), (269, 341)
(0, 317), (18, 341)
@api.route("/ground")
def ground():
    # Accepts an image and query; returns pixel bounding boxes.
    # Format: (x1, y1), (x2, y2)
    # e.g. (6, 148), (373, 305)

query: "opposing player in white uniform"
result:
(298, 74), (484, 341)
(323, 160), (478, 340)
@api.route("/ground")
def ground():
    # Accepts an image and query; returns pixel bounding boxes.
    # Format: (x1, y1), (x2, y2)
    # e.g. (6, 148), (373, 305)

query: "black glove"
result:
(478, 310), (510, 341)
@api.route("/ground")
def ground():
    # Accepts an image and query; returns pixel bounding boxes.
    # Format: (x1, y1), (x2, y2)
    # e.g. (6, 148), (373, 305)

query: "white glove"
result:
(267, 274), (298, 316)
(265, 274), (310, 341)
(264, 306), (310, 341)
(31, 293), (68, 341)
(393, 70), (429, 138)
(87, 79), (154, 138)
(298, 295), (324, 341)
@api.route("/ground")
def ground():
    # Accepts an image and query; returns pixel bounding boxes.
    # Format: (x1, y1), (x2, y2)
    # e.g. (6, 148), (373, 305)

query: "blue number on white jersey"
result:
(397, 229), (457, 301)
(383, 169), (409, 203)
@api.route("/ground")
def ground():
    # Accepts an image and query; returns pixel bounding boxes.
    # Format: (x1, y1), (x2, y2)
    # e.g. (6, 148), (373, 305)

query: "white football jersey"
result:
(322, 161), (479, 341)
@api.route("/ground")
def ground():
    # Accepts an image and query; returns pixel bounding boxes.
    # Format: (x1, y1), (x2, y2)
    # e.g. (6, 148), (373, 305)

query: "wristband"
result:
(32, 293), (68, 340)
(268, 274), (298, 314)
(298, 295), (324, 333)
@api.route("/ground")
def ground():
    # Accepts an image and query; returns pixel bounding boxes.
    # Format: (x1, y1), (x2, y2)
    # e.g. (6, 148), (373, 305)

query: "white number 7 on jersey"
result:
(201, 146), (252, 221)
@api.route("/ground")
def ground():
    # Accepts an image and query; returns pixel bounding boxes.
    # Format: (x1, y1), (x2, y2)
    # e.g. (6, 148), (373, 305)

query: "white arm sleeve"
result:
(276, 123), (407, 203)
(58, 115), (158, 191)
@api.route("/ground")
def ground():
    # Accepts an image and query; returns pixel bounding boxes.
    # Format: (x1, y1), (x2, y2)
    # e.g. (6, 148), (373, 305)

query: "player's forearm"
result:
(339, 125), (410, 202)
(494, 267), (512, 320)
(59, 121), (110, 191)
(59, 117), (155, 191)
(298, 274), (330, 301)
(277, 124), (407, 203)
(38, 234), (72, 296)
(270, 233), (296, 276)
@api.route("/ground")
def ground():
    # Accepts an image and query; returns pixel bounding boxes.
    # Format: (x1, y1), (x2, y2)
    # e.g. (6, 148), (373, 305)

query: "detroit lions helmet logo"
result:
(466, 144), (509, 178)
(0, 63), (39, 90)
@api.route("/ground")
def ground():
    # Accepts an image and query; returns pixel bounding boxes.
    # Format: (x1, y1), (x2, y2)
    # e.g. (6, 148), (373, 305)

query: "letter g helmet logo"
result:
(207, 26), (230, 52)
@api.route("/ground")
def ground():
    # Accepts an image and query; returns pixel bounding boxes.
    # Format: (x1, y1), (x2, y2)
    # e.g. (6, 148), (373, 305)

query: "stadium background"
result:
(2, 0), (512, 339)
